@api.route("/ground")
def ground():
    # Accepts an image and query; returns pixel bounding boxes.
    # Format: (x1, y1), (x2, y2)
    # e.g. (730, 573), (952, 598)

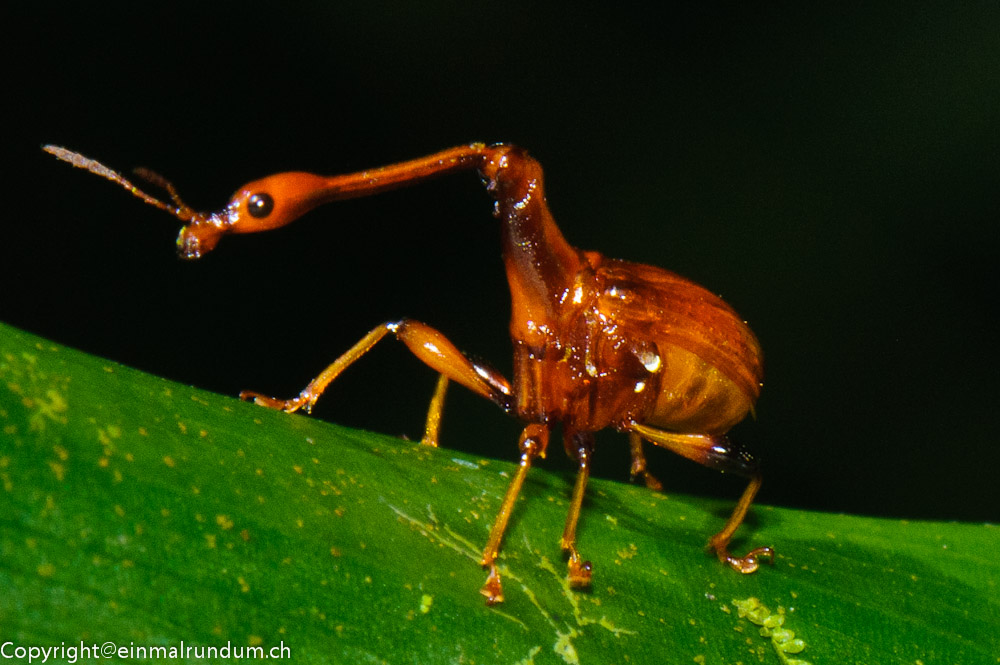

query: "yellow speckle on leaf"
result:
(28, 389), (68, 431)
(53, 445), (69, 461)
(238, 576), (250, 592)
(216, 514), (234, 530)
(204, 534), (217, 549)
(248, 636), (263, 647)
(163, 456), (176, 468)
(37, 563), (56, 578)
(48, 461), (65, 481)
(293, 465), (303, 474)
(553, 629), (581, 665)
(114, 505), (125, 517)
(420, 594), (433, 614)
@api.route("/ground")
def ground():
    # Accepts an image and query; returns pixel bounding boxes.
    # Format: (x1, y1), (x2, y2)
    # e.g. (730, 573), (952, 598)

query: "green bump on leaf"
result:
(734, 597), (812, 664)
(1, 321), (998, 664)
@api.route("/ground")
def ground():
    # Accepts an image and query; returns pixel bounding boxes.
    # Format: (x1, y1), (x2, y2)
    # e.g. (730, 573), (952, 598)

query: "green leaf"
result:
(1, 321), (997, 664)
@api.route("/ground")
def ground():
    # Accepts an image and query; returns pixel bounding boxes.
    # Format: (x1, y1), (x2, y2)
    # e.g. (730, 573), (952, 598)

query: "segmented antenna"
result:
(42, 145), (201, 223)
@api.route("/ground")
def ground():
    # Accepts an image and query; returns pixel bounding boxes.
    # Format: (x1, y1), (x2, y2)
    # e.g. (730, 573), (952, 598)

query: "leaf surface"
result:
(1, 322), (996, 664)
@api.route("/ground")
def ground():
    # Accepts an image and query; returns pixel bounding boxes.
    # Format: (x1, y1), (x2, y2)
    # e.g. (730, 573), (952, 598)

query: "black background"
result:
(6, 3), (999, 521)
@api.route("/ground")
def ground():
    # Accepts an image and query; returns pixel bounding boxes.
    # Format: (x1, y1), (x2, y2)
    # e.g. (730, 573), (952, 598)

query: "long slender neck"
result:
(312, 143), (582, 328)
(477, 146), (583, 334)
(313, 143), (495, 202)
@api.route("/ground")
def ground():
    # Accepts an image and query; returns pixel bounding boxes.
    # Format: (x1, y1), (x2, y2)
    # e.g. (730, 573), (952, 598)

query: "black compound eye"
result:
(247, 192), (274, 218)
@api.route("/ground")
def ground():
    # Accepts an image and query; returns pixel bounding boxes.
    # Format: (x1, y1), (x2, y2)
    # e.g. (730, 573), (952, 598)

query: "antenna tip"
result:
(42, 144), (76, 161)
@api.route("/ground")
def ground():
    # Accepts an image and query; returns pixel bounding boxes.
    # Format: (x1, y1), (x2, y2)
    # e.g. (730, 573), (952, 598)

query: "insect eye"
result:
(247, 192), (274, 218)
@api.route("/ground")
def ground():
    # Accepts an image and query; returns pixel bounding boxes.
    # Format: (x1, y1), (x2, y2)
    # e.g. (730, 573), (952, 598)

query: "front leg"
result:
(240, 324), (394, 413)
(241, 319), (513, 441)
(560, 431), (595, 588)
(480, 423), (550, 604)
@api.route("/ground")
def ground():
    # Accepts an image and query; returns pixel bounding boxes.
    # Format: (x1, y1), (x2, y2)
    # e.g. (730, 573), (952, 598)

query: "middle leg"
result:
(628, 431), (664, 491)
